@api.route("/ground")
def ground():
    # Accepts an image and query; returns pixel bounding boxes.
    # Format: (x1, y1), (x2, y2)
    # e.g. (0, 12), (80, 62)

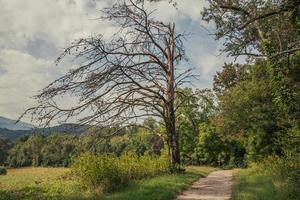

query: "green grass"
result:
(0, 166), (215, 200)
(0, 167), (85, 200)
(233, 168), (300, 200)
(101, 166), (215, 200)
(233, 168), (278, 200)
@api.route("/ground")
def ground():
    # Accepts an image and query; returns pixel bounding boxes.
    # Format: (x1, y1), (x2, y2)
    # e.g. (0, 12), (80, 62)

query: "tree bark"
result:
(165, 23), (181, 170)
(166, 110), (180, 170)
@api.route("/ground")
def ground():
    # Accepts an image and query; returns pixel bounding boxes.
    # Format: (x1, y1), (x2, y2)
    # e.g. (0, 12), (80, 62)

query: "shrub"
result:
(71, 154), (120, 191)
(0, 167), (7, 175)
(71, 153), (169, 191)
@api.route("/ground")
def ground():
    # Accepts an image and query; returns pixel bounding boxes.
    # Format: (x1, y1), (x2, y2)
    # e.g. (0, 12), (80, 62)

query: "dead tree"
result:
(22, 0), (193, 170)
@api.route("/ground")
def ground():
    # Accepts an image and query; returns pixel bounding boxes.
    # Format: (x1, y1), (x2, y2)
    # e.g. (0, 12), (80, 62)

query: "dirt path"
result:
(176, 170), (233, 200)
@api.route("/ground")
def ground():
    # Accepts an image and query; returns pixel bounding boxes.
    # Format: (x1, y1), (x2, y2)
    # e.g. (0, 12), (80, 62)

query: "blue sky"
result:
(0, 0), (232, 123)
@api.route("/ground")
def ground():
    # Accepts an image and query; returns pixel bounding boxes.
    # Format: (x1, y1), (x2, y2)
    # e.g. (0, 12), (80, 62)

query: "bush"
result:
(0, 167), (7, 175)
(71, 153), (169, 191)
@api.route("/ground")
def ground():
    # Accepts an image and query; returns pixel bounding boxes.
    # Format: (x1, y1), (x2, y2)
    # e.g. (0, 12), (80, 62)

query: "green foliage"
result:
(41, 134), (77, 167)
(214, 59), (300, 163)
(193, 123), (245, 168)
(202, 0), (300, 59)
(280, 126), (300, 154)
(7, 135), (43, 167)
(71, 153), (169, 191)
(72, 154), (121, 191)
(213, 63), (248, 96)
(78, 119), (164, 157)
(125, 131), (151, 156)
(4, 118), (164, 168)
(175, 88), (216, 164)
(194, 124), (225, 166)
(0, 167), (7, 175)
(6, 134), (78, 168)
(0, 137), (12, 165)
(270, 54), (300, 126)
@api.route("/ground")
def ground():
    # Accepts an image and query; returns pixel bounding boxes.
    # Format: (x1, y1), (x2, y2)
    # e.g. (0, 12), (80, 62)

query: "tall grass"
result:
(259, 154), (300, 199)
(71, 153), (169, 191)
(233, 153), (300, 200)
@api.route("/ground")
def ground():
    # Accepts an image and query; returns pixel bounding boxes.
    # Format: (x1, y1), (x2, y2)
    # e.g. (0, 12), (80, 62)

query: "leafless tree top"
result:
(22, 0), (193, 134)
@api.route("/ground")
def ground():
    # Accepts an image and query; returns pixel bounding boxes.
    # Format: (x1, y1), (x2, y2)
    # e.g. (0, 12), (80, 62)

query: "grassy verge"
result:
(101, 166), (215, 200)
(232, 168), (278, 200)
(233, 167), (300, 200)
(0, 166), (215, 200)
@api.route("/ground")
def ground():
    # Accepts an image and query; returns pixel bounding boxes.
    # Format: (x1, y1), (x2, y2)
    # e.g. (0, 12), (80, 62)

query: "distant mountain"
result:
(0, 116), (89, 141)
(33, 123), (88, 136)
(0, 116), (34, 130)
(0, 128), (32, 141)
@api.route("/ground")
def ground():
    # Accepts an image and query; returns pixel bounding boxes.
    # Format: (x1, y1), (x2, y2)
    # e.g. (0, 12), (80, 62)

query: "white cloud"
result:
(198, 53), (225, 75)
(144, 0), (208, 23)
(0, 0), (114, 50)
(0, 0), (228, 122)
(0, 49), (58, 120)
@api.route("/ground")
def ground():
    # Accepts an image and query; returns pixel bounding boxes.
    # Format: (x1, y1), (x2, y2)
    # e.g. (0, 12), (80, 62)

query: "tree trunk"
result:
(165, 23), (181, 171)
(166, 112), (181, 171)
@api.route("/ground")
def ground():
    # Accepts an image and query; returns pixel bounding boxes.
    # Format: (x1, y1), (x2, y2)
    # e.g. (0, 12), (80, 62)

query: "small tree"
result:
(23, 0), (193, 170)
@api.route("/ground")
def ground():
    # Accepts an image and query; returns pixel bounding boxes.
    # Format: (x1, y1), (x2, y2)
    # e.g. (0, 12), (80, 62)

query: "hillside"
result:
(0, 116), (88, 141)
(0, 116), (34, 130)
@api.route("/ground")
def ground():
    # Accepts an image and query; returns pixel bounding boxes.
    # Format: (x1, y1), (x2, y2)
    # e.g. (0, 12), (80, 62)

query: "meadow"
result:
(0, 166), (215, 200)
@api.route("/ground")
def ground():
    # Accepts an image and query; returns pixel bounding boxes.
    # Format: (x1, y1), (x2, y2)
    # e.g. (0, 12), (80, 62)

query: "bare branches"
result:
(23, 0), (192, 135)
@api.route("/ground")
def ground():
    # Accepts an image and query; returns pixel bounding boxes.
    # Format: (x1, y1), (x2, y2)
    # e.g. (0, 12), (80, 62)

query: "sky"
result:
(0, 0), (231, 123)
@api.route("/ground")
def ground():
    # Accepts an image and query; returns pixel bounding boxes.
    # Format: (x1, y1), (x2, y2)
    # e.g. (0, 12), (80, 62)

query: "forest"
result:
(0, 0), (299, 200)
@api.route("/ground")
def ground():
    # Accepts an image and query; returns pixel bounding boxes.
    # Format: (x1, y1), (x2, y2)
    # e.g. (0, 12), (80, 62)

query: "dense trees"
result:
(0, 137), (12, 165)
(3, 118), (165, 168)
(202, 0), (300, 164)
(175, 88), (216, 164)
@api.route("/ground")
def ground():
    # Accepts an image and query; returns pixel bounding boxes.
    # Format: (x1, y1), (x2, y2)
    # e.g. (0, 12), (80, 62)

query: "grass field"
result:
(0, 166), (215, 200)
(0, 167), (84, 200)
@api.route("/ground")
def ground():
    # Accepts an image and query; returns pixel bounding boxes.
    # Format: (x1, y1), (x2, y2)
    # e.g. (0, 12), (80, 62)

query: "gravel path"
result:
(176, 170), (233, 200)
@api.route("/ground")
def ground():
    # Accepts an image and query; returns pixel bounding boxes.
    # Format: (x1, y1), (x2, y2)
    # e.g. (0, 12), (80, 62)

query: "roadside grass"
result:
(233, 168), (278, 200)
(233, 168), (300, 200)
(101, 166), (215, 200)
(0, 166), (215, 200)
